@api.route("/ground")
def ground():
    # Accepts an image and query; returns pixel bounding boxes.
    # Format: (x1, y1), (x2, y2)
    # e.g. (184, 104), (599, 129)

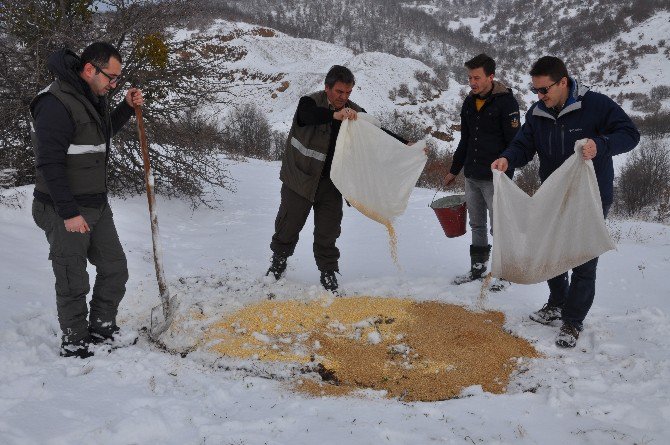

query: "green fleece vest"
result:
(279, 90), (362, 202)
(30, 78), (109, 196)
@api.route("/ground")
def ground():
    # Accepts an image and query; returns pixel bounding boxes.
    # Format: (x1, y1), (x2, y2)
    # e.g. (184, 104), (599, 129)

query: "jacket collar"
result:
(469, 80), (511, 100)
(532, 77), (590, 121)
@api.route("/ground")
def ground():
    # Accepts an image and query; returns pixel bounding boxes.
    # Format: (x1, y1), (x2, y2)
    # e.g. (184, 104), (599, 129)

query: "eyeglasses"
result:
(530, 79), (559, 95)
(91, 63), (123, 85)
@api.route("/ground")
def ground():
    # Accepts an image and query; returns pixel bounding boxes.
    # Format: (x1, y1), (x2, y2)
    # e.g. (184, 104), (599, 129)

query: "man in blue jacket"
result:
(491, 56), (639, 348)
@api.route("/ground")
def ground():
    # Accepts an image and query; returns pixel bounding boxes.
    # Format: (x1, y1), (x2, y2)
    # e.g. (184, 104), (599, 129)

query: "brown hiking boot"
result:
(529, 303), (562, 325)
(556, 322), (580, 348)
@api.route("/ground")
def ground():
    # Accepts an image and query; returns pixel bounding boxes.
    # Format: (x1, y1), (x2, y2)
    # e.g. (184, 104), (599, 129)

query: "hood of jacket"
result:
(47, 49), (85, 94)
(469, 80), (512, 99)
(568, 77), (590, 100)
(490, 80), (512, 96)
(46, 49), (102, 107)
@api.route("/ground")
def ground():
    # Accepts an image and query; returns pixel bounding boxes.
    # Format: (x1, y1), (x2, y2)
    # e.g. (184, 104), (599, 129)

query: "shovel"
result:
(134, 104), (175, 339)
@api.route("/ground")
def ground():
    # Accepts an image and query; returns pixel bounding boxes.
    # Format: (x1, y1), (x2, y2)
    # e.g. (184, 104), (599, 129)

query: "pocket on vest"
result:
(66, 153), (106, 194)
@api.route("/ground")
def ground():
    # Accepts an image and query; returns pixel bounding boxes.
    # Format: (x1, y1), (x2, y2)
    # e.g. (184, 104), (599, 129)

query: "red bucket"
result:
(430, 194), (467, 238)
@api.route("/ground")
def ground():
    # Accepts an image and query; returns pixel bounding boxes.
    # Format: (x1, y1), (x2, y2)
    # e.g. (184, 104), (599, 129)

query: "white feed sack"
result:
(330, 113), (427, 263)
(491, 139), (616, 284)
(331, 113), (427, 225)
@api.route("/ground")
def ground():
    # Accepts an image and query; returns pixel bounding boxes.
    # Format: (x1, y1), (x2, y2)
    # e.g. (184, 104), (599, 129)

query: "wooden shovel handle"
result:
(134, 105), (171, 313)
(135, 105), (153, 201)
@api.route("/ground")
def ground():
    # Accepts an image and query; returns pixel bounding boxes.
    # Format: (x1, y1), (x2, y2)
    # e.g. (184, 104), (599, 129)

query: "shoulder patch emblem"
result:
(511, 118), (520, 128)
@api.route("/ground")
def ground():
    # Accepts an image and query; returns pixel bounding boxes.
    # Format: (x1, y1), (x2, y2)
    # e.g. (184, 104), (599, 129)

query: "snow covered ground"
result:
(1, 158), (669, 444)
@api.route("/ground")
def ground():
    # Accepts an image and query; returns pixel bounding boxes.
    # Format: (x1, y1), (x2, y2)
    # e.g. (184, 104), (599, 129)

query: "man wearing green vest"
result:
(30, 42), (144, 358)
(267, 65), (408, 292)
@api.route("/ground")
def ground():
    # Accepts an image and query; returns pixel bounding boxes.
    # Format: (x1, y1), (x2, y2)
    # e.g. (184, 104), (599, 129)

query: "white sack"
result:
(491, 139), (616, 285)
(330, 113), (427, 225)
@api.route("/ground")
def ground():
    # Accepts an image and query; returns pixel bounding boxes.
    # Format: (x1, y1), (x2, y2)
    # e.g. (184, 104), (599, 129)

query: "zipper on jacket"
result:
(561, 124), (565, 156)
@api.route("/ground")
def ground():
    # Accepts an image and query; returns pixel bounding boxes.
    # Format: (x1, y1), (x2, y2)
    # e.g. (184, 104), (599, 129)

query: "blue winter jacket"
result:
(500, 78), (640, 206)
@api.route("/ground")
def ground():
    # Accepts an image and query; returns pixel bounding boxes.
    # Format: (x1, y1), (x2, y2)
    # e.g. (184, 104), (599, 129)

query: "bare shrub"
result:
(270, 131), (287, 162)
(432, 65), (450, 90)
(228, 104), (270, 157)
(420, 146), (464, 193)
(222, 104), (276, 160)
(632, 111), (670, 138)
(379, 112), (426, 142)
(110, 109), (230, 205)
(656, 187), (670, 223)
(397, 83), (410, 98)
(637, 44), (658, 54)
(0, 168), (16, 188)
(418, 83), (434, 101)
(414, 70), (431, 83)
(631, 93), (661, 114)
(613, 138), (670, 218)
(650, 85), (670, 100)
(378, 112), (459, 191)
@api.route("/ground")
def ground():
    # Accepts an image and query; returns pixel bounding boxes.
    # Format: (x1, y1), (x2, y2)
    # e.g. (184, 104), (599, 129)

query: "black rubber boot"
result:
(470, 244), (491, 280)
(266, 254), (288, 280)
(452, 245), (491, 284)
(60, 335), (95, 359)
(89, 324), (123, 344)
(320, 270), (339, 293)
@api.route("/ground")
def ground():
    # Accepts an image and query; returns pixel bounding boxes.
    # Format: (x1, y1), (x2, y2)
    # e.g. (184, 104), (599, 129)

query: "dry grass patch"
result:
(203, 297), (538, 401)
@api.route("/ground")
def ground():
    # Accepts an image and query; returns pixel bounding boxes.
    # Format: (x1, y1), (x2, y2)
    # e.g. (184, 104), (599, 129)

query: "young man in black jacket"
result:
(31, 42), (144, 358)
(445, 54), (520, 286)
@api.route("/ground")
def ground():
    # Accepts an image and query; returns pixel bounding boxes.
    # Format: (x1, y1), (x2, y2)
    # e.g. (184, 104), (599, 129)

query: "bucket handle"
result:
(430, 190), (468, 209)
(429, 189), (438, 207)
(429, 189), (449, 208)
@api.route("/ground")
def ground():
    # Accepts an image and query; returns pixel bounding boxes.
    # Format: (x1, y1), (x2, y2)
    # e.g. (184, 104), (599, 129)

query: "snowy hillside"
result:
(582, 11), (670, 92)
(220, 0), (670, 118)
(174, 13), (670, 169)
(1, 158), (669, 444)
(178, 19), (463, 148)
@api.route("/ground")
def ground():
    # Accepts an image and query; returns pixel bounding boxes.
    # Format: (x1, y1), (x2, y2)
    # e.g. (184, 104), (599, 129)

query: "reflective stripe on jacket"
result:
(279, 91), (362, 201)
(30, 78), (109, 197)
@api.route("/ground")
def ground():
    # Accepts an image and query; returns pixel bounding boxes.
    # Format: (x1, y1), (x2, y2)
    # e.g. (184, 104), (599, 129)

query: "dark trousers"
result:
(33, 200), (128, 343)
(270, 177), (343, 271)
(546, 204), (611, 330)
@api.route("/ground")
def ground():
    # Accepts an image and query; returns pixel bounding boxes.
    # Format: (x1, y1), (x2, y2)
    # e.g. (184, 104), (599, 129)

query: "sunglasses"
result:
(91, 63), (123, 85)
(530, 79), (559, 95)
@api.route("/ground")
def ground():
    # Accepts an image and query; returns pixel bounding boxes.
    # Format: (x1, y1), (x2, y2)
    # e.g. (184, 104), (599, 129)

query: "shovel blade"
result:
(150, 303), (170, 339)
